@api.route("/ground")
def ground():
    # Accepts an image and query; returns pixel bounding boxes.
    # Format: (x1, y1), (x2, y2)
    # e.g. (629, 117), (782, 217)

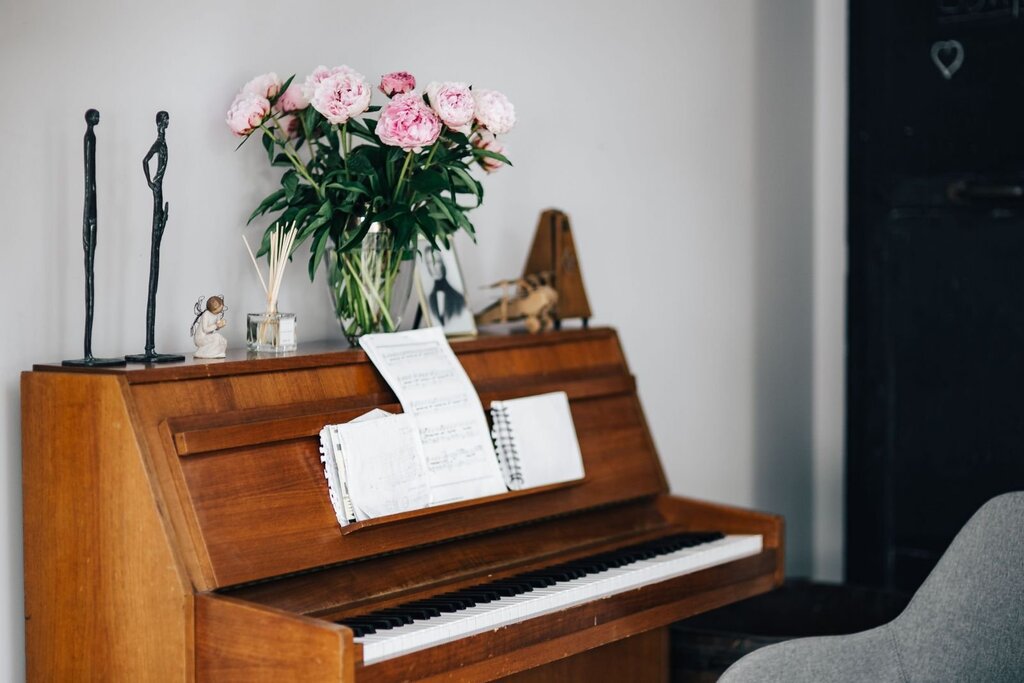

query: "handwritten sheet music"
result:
(331, 412), (431, 520)
(360, 328), (507, 505)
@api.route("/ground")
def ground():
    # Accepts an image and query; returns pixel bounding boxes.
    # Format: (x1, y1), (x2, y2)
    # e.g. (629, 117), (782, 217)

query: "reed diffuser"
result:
(244, 223), (298, 353)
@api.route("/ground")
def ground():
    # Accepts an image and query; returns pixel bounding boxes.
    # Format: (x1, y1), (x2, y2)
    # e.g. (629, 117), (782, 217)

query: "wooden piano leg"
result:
(496, 628), (668, 683)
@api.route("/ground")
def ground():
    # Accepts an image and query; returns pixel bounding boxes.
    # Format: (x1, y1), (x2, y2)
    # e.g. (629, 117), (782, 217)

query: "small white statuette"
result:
(191, 295), (228, 359)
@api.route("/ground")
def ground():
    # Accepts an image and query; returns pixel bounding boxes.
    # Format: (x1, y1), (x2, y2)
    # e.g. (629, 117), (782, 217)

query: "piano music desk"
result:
(22, 328), (783, 681)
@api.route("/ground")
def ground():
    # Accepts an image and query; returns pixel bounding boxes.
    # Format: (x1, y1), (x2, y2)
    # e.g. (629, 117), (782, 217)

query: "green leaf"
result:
(262, 131), (276, 164)
(302, 107), (318, 135)
(308, 228), (332, 280)
(430, 195), (456, 224)
(325, 180), (369, 196)
(267, 75), (295, 108)
(471, 147), (512, 167)
(282, 169), (299, 201)
(337, 214), (374, 252)
(413, 212), (442, 249)
(437, 196), (473, 232)
(409, 169), (450, 194)
(444, 130), (470, 147)
(346, 154), (375, 176)
(317, 198), (333, 219)
(299, 214), (329, 241)
(392, 213), (417, 250)
(246, 188), (286, 224)
(450, 166), (482, 205)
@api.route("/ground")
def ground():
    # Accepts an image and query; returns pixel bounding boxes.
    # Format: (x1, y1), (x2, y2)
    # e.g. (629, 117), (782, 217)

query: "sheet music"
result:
(360, 328), (507, 505)
(331, 412), (432, 520)
(319, 409), (402, 526)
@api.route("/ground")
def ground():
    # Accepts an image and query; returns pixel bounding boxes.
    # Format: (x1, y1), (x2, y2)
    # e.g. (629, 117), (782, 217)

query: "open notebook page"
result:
(491, 391), (585, 490)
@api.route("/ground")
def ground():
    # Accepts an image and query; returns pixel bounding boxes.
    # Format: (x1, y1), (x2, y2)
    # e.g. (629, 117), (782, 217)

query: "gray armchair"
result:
(720, 492), (1024, 682)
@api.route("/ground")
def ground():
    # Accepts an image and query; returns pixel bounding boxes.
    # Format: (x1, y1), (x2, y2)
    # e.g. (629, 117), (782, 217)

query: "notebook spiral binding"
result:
(490, 403), (524, 490)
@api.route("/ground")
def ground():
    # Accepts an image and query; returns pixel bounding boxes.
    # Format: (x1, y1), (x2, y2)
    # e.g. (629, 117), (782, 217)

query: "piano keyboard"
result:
(342, 531), (763, 664)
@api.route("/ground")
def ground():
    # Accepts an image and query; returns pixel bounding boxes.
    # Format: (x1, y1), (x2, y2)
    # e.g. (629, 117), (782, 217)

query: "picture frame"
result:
(413, 240), (478, 337)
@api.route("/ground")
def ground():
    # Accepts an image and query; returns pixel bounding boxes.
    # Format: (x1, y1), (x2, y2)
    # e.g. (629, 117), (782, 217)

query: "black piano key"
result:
(521, 575), (556, 587)
(343, 624), (374, 637)
(403, 600), (463, 613)
(432, 594), (477, 609)
(452, 590), (499, 602)
(357, 615), (403, 629)
(340, 619), (385, 632)
(372, 609), (415, 624)
(382, 606), (437, 620)
(485, 583), (526, 596)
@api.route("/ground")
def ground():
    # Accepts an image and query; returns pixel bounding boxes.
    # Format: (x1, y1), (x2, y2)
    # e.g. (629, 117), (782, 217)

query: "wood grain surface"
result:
(21, 328), (783, 681)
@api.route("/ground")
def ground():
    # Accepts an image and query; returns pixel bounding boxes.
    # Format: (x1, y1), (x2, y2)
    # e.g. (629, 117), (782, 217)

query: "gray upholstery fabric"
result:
(719, 492), (1024, 683)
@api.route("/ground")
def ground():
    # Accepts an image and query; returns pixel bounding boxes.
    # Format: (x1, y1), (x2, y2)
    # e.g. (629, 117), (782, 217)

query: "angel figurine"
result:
(191, 295), (227, 359)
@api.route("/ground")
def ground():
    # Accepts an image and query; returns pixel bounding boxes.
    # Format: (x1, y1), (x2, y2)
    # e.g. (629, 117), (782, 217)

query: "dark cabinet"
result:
(847, 1), (1024, 592)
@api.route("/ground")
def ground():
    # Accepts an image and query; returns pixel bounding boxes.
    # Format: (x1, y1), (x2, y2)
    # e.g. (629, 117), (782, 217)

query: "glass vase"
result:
(247, 312), (297, 353)
(324, 230), (415, 346)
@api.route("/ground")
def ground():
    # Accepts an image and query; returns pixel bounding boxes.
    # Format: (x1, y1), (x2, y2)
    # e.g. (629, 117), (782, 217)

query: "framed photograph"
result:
(413, 241), (477, 337)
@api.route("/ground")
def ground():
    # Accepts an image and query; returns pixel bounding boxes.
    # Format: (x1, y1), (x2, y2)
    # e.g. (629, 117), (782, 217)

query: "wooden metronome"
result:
(522, 209), (592, 327)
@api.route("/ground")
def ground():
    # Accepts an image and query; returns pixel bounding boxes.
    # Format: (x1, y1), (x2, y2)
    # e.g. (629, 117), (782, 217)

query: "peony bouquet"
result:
(226, 66), (514, 341)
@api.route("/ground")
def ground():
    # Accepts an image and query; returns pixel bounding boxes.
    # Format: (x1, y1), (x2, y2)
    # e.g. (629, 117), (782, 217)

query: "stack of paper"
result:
(319, 409), (431, 525)
(319, 329), (508, 527)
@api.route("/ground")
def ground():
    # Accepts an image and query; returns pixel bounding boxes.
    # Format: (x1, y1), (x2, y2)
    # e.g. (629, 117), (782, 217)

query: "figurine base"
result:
(62, 356), (127, 368)
(125, 352), (186, 364)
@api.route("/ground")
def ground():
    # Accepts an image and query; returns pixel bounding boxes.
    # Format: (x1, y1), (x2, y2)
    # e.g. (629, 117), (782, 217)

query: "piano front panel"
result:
(126, 330), (669, 589)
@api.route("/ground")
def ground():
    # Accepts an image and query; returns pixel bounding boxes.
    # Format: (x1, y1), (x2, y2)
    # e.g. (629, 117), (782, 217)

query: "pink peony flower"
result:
(278, 114), (301, 138)
(301, 65), (352, 101)
(379, 71), (416, 97)
(226, 92), (271, 137)
(376, 92), (442, 151)
(425, 81), (475, 129)
(473, 131), (507, 173)
(275, 82), (309, 113)
(242, 72), (282, 99)
(472, 89), (516, 135)
(311, 68), (372, 125)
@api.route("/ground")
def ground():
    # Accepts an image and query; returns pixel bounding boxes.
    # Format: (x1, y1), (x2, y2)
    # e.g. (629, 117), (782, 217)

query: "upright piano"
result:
(22, 328), (783, 681)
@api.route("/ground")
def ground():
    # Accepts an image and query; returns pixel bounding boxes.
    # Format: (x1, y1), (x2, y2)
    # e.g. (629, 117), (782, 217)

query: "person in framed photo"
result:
(414, 243), (477, 336)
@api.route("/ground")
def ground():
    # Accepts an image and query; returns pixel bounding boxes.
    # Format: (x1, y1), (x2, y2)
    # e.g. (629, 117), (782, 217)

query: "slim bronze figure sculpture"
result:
(63, 109), (126, 367)
(126, 111), (185, 363)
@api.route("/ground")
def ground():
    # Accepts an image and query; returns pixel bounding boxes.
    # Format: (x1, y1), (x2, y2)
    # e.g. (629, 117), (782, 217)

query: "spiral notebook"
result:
(490, 391), (585, 491)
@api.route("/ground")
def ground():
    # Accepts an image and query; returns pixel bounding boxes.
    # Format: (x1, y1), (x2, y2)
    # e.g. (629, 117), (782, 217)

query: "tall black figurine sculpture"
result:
(126, 111), (185, 363)
(63, 109), (127, 368)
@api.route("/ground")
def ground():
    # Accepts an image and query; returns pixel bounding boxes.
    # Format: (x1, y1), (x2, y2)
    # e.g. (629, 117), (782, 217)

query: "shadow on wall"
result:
(751, 0), (815, 577)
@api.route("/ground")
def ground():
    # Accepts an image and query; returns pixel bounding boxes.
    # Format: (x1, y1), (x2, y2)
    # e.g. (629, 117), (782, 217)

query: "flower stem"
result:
(340, 121), (352, 181)
(260, 124), (322, 196)
(341, 248), (397, 330)
(423, 139), (440, 169)
(393, 150), (414, 202)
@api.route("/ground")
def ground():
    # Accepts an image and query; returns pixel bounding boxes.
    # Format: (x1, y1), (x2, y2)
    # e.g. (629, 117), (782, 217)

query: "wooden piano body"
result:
(21, 328), (782, 681)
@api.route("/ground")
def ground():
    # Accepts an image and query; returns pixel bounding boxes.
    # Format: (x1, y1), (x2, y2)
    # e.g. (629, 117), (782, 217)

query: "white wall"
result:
(0, 0), (837, 678)
(812, 0), (848, 583)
